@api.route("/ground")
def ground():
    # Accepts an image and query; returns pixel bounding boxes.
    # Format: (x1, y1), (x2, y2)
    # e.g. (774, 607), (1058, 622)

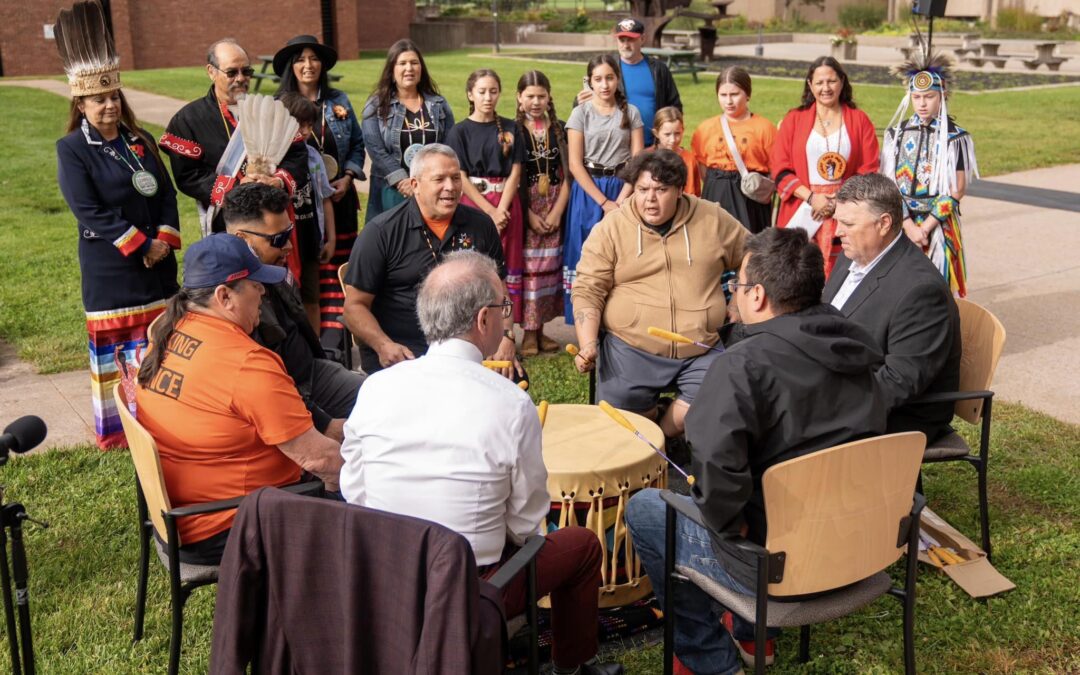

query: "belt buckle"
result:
(476, 178), (489, 193)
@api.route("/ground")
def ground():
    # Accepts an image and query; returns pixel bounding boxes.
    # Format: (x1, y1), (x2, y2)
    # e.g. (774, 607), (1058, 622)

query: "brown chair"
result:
(661, 432), (928, 675)
(917, 298), (1006, 560)
(113, 385), (322, 675)
(337, 261), (356, 371)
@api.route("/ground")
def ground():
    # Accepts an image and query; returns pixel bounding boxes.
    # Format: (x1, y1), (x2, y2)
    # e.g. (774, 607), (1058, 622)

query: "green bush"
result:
(839, 2), (887, 31)
(996, 7), (1044, 32)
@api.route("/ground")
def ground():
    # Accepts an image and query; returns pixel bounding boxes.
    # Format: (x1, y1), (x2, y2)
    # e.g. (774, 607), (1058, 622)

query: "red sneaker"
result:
(722, 611), (775, 668)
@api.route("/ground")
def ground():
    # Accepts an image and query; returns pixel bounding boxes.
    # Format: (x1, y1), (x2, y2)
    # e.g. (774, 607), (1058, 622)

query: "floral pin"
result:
(333, 104), (348, 120)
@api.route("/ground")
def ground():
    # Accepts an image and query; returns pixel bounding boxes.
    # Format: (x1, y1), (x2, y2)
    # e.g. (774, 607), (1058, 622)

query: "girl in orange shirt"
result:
(692, 67), (777, 233)
(652, 106), (700, 196)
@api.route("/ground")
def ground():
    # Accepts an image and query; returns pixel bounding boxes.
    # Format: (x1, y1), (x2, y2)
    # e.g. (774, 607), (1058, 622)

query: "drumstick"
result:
(565, 343), (580, 356)
(598, 400), (695, 486)
(482, 360), (512, 369)
(647, 327), (725, 354)
(518, 380), (529, 390)
(537, 400), (549, 427)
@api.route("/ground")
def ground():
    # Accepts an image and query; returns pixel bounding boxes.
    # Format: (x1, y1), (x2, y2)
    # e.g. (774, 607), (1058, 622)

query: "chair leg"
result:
(168, 587), (188, 675)
(799, 625), (810, 663)
(133, 481), (150, 643)
(903, 591), (916, 675)
(977, 459), (991, 562)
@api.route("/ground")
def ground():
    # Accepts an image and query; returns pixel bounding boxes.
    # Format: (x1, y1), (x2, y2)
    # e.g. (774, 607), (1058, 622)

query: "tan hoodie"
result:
(571, 194), (747, 359)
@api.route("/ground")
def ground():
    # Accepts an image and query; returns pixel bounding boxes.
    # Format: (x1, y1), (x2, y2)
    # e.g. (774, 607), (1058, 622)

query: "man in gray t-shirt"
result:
(566, 101), (643, 170)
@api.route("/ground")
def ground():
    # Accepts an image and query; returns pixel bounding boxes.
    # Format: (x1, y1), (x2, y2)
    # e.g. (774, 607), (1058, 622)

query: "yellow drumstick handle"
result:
(537, 400), (549, 427)
(482, 360), (512, 369)
(926, 548), (944, 567)
(599, 400), (637, 433)
(647, 326), (695, 345)
(518, 380), (529, 391)
(937, 547), (964, 565)
(565, 343), (580, 356)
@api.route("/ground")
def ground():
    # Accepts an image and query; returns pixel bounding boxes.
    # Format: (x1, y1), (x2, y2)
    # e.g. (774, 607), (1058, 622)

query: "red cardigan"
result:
(770, 103), (880, 228)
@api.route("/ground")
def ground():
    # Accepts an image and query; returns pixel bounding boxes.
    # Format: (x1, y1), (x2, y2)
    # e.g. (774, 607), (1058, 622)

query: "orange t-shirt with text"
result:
(135, 313), (313, 544)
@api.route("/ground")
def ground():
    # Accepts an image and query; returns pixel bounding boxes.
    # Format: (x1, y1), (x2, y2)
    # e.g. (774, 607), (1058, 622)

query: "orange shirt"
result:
(425, 215), (452, 241)
(135, 312), (313, 544)
(676, 146), (701, 196)
(692, 113), (777, 175)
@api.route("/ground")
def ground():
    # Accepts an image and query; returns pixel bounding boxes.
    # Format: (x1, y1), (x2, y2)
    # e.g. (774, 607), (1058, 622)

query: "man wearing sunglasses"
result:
(224, 183), (365, 443)
(160, 38), (310, 234)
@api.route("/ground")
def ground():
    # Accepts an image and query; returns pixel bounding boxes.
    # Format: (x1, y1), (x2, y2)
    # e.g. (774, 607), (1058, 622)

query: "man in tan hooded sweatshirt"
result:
(572, 150), (747, 437)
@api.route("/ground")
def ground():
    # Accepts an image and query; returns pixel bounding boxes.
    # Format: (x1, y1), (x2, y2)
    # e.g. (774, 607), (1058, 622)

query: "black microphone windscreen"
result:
(3, 416), (47, 454)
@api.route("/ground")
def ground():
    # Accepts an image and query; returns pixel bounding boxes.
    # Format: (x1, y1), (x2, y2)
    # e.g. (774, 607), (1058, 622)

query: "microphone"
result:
(1, 416), (48, 462)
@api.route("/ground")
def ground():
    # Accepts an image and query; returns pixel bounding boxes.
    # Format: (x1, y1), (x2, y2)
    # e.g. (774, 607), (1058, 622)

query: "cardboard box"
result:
(917, 507), (1015, 598)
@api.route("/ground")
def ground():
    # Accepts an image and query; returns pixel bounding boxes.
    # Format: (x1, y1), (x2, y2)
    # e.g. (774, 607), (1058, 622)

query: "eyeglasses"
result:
(239, 226), (293, 249)
(486, 298), (514, 319)
(724, 280), (757, 293)
(211, 64), (255, 80)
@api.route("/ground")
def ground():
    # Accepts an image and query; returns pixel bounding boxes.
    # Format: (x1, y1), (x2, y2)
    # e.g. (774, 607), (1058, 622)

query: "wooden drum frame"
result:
(541, 404), (668, 608)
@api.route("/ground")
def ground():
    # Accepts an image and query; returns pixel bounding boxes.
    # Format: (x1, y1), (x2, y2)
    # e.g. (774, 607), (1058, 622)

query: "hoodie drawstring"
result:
(637, 223), (643, 257)
(683, 225), (692, 267)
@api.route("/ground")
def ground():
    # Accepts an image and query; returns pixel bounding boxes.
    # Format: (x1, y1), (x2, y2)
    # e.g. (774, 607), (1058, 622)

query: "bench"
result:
(1023, 42), (1070, 71)
(965, 55), (1009, 68)
(642, 47), (705, 83)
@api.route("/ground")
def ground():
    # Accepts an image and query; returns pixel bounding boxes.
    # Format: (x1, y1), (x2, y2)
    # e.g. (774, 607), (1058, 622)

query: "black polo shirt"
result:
(346, 198), (505, 349)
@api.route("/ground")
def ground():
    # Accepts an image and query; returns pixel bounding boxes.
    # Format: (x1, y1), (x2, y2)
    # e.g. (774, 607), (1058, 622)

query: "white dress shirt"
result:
(340, 338), (549, 565)
(830, 233), (903, 311)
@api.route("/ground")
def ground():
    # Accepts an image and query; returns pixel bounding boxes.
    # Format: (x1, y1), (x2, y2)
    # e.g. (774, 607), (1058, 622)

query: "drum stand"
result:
(0, 486), (43, 675)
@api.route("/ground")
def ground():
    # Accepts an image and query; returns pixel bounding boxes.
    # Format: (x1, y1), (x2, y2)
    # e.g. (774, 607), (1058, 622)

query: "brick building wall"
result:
(0, 0), (414, 78)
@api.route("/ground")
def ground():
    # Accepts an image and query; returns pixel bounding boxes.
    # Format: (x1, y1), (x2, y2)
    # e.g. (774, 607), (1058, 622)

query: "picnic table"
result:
(1023, 42), (1069, 71)
(251, 54), (343, 93)
(965, 42), (1009, 69)
(642, 47), (703, 83)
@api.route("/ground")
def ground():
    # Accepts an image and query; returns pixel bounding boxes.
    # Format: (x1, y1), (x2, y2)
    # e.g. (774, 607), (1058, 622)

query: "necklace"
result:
(309, 102), (339, 178)
(402, 99), (431, 168)
(102, 128), (158, 197)
(815, 107), (847, 181)
(527, 114), (552, 197)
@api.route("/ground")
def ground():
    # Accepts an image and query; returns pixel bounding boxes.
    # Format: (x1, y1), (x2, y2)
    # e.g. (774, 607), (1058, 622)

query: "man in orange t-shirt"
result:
(136, 234), (343, 565)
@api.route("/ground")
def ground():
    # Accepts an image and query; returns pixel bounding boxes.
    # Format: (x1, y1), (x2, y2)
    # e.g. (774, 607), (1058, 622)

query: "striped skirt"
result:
(522, 180), (564, 331)
(86, 300), (166, 449)
(563, 176), (624, 323)
(461, 182), (525, 325)
(319, 184), (360, 355)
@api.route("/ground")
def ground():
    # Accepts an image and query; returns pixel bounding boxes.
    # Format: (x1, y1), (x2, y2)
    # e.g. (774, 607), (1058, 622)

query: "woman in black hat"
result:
(274, 35), (366, 353)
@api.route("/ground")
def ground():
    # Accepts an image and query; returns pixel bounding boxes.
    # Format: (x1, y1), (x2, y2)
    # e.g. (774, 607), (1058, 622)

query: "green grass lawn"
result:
(1, 393), (1077, 673)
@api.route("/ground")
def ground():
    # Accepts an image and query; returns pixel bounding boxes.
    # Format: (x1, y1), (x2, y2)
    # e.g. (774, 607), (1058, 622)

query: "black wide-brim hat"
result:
(273, 35), (338, 77)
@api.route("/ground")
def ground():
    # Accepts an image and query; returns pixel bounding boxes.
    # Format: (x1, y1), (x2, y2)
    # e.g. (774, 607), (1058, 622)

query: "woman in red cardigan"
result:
(771, 57), (879, 277)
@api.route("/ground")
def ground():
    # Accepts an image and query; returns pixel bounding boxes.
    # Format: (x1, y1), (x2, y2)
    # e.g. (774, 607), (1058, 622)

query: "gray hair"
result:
(417, 251), (500, 343)
(835, 173), (904, 234)
(409, 143), (460, 179)
(207, 38), (246, 68)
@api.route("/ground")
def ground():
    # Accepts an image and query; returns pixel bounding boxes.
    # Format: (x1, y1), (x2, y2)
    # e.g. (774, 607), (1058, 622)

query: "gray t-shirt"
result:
(566, 100), (643, 169)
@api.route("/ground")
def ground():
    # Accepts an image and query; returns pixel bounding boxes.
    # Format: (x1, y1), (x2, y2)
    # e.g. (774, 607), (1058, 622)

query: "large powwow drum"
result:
(541, 404), (668, 607)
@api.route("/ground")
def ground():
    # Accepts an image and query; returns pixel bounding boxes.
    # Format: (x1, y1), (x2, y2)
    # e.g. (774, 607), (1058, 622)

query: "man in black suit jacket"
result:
(823, 174), (961, 443)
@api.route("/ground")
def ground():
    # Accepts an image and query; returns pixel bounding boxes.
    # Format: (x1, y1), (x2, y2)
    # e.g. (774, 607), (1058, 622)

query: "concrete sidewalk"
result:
(2, 78), (1078, 450)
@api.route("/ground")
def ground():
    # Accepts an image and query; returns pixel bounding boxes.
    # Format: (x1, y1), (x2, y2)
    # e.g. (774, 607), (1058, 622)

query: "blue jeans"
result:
(627, 488), (776, 674)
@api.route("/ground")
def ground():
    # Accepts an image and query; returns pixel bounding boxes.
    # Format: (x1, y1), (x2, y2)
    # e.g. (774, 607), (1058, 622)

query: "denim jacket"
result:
(322, 89), (366, 180)
(361, 93), (455, 188)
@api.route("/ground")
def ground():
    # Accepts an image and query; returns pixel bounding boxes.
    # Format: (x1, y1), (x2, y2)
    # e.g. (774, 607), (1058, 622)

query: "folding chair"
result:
(916, 298), (1006, 560)
(113, 385), (322, 675)
(661, 432), (928, 675)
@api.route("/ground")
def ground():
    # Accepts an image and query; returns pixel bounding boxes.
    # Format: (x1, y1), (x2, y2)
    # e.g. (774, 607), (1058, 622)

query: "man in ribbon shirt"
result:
(159, 38), (309, 234)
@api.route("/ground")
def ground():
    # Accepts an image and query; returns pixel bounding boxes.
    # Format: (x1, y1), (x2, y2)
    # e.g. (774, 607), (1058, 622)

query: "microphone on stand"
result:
(0, 416), (47, 465)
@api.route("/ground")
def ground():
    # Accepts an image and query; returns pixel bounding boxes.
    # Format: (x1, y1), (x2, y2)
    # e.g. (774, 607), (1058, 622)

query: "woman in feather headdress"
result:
(53, 0), (180, 448)
(881, 49), (978, 297)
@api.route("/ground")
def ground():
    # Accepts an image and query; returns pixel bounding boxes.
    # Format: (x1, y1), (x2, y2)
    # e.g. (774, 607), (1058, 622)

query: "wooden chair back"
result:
(762, 432), (926, 597)
(954, 298), (1006, 424)
(114, 384), (175, 545)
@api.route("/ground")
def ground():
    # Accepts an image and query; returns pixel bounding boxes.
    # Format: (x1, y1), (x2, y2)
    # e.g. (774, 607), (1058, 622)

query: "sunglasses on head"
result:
(239, 226), (293, 249)
(212, 64), (255, 80)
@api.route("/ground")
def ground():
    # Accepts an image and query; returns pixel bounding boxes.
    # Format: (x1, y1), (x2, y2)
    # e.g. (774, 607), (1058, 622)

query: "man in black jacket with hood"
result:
(626, 227), (888, 674)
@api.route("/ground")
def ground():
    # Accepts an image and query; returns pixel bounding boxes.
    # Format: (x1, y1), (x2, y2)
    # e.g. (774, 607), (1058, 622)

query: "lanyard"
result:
(102, 136), (149, 175)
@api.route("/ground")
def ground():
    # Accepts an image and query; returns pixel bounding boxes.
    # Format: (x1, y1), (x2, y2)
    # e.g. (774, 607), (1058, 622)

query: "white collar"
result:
(427, 338), (483, 363)
(850, 232), (902, 277)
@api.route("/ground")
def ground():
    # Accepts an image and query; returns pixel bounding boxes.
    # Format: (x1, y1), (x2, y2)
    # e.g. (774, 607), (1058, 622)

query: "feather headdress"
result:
(237, 94), (299, 177)
(54, 0), (121, 97)
(881, 41), (977, 196)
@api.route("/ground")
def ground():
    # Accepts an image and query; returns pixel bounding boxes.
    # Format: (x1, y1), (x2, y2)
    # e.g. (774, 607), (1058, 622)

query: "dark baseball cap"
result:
(183, 233), (287, 289)
(614, 18), (644, 38)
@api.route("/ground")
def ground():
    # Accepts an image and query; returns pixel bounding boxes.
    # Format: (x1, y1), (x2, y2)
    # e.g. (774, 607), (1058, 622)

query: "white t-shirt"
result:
(566, 100), (643, 168)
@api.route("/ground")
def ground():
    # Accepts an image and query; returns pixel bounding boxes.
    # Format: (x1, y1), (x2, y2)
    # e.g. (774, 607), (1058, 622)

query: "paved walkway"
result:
(2, 79), (1078, 450)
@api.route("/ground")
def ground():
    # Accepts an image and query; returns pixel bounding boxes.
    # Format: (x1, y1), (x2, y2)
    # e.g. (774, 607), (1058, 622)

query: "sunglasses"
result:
(239, 226), (293, 249)
(211, 64), (255, 80)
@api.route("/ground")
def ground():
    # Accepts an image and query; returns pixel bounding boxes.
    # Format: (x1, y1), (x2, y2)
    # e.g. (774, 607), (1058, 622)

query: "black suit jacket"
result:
(823, 236), (961, 442)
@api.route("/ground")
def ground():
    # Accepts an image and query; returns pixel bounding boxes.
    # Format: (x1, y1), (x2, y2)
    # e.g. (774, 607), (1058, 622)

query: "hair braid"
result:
(137, 290), (191, 388)
(615, 88), (631, 130)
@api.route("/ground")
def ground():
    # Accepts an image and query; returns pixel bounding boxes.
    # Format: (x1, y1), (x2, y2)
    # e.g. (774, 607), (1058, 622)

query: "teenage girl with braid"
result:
(564, 54), (644, 324)
(515, 70), (570, 356)
(446, 69), (526, 328)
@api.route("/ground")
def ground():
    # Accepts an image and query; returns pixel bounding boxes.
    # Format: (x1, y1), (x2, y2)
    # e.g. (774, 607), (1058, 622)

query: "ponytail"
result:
(615, 89), (631, 131)
(137, 285), (220, 387)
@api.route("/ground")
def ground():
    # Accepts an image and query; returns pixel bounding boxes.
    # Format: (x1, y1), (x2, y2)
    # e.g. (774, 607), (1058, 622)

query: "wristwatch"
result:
(502, 330), (515, 343)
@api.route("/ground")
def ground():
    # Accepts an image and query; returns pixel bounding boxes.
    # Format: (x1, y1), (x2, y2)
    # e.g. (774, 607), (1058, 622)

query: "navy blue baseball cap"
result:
(182, 233), (287, 289)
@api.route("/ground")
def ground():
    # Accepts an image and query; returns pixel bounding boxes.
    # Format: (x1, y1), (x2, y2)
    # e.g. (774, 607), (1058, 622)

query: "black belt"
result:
(585, 162), (625, 177)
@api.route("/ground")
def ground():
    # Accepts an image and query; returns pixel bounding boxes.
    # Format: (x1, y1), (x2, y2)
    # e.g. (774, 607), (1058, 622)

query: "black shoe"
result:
(580, 663), (624, 675)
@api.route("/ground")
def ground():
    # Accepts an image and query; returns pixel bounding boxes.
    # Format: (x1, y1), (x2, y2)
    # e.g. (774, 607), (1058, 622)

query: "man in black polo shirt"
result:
(344, 143), (515, 374)
(224, 183), (365, 442)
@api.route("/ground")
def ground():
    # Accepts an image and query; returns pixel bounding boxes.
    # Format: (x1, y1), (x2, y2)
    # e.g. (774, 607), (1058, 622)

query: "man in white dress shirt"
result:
(341, 251), (622, 675)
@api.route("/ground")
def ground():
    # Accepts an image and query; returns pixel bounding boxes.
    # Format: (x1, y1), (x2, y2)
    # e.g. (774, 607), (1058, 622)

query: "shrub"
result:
(839, 2), (887, 31)
(996, 7), (1044, 32)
